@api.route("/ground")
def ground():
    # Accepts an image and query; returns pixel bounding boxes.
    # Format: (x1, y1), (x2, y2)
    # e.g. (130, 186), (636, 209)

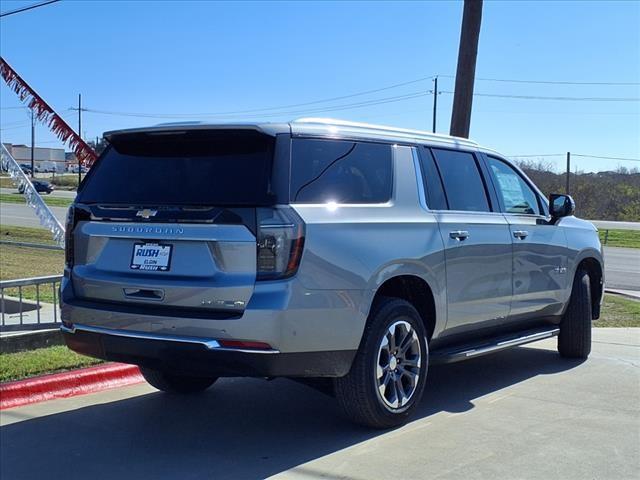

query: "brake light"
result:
(256, 206), (305, 280)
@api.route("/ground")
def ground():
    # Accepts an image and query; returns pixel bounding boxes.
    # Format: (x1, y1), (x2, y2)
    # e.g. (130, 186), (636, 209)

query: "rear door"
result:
(483, 155), (569, 320)
(69, 129), (279, 316)
(421, 147), (513, 334)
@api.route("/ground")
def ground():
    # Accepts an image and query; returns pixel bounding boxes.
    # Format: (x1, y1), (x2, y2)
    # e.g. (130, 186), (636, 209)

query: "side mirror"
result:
(549, 194), (575, 223)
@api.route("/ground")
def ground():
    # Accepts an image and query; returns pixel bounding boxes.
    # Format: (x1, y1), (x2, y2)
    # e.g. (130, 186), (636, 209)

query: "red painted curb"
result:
(0, 363), (144, 410)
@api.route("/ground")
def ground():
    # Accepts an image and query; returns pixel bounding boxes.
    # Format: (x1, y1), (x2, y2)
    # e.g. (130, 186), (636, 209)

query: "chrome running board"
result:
(431, 327), (560, 364)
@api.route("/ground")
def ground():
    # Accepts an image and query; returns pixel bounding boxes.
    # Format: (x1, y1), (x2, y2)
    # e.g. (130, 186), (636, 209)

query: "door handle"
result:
(513, 230), (529, 239)
(449, 230), (470, 241)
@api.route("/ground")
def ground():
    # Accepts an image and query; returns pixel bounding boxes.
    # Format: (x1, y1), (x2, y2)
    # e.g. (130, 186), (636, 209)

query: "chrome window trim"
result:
(61, 323), (281, 354)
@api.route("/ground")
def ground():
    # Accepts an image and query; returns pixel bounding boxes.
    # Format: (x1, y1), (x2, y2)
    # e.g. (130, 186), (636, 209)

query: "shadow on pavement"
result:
(0, 346), (582, 480)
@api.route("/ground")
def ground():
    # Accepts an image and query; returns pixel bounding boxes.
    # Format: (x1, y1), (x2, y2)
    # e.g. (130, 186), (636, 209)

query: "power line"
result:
(440, 74), (640, 86)
(0, 0), (61, 18)
(77, 75), (436, 119)
(441, 91), (640, 102)
(81, 90), (433, 120)
(508, 154), (565, 157)
(510, 153), (640, 163)
(573, 154), (640, 162)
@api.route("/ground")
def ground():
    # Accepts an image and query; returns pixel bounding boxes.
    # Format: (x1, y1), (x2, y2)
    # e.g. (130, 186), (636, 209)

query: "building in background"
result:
(2, 143), (66, 172)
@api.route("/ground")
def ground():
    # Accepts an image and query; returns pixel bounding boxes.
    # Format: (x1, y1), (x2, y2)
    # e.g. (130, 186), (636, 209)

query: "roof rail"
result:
(292, 117), (479, 146)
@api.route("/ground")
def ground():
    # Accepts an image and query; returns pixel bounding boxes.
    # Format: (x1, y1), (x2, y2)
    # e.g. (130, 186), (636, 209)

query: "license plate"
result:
(130, 243), (172, 271)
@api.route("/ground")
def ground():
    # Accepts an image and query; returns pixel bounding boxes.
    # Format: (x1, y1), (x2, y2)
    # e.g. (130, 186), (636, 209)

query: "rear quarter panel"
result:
(292, 145), (447, 346)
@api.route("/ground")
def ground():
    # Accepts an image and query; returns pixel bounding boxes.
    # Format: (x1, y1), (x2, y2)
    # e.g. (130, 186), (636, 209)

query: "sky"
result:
(1, 0), (639, 173)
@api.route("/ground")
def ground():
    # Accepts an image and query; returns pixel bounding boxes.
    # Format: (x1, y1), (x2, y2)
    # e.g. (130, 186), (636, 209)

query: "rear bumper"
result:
(60, 275), (365, 377)
(62, 324), (355, 378)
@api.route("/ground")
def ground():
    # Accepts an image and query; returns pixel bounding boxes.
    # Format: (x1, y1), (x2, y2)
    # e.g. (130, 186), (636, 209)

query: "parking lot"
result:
(1, 328), (638, 480)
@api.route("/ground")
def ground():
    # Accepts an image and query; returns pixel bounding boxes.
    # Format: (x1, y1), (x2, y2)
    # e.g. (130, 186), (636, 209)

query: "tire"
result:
(558, 269), (592, 359)
(140, 367), (217, 394)
(334, 297), (428, 429)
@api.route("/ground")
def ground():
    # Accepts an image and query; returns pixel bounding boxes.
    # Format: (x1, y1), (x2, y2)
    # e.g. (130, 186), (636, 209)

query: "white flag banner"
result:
(0, 143), (66, 247)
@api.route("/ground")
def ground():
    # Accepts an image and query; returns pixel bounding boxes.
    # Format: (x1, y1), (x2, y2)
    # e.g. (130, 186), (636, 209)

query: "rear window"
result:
(291, 138), (393, 204)
(77, 130), (275, 206)
(431, 148), (490, 212)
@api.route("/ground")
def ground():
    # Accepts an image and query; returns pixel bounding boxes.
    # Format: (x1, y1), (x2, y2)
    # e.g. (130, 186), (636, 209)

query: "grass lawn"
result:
(0, 192), (73, 208)
(0, 346), (102, 383)
(595, 294), (640, 327)
(0, 224), (59, 245)
(599, 229), (639, 249)
(0, 244), (63, 302)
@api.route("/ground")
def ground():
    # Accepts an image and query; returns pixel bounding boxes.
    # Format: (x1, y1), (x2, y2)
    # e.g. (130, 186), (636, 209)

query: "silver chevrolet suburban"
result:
(61, 118), (604, 428)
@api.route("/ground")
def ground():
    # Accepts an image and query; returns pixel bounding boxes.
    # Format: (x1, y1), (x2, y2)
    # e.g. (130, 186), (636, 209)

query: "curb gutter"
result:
(0, 363), (143, 410)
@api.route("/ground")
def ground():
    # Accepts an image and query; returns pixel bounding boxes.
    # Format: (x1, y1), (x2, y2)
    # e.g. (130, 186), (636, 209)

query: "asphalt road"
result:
(604, 246), (640, 291)
(0, 202), (68, 229)
(0, 187), (77, 199)
(1, 328), (638, 480)
(591, 220), (640, 231)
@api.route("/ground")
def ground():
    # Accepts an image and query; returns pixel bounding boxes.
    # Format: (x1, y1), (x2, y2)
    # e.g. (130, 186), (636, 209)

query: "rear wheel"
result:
(334, 297), (428, 429)
(558, 269), (592, 359)
(140, 367), (217, 394)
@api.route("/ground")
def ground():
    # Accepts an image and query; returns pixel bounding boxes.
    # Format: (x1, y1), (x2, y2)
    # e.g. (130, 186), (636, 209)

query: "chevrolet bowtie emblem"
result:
(136, 209), (158, 219)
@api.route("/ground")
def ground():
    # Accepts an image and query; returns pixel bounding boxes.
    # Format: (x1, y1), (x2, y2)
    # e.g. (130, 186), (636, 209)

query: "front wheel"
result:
(140, 367), (217, 394)
(334, 297), (428, 429)
(558, 269), (592, 359)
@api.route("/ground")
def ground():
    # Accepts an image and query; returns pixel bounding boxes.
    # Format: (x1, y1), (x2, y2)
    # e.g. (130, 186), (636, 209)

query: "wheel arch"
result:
(571, 249), (604, 320)
(369, 274), (440, 342)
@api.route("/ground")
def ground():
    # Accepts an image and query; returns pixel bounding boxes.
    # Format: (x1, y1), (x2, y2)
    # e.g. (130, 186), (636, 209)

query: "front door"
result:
(484, 155), (569, 320)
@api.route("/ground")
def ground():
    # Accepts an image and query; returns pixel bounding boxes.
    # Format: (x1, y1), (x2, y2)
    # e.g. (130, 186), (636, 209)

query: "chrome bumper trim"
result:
(61, 323), (281, 354)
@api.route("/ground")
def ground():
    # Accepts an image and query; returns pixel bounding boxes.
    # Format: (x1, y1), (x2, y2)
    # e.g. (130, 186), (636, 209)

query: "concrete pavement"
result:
(1, 328), (638, 480)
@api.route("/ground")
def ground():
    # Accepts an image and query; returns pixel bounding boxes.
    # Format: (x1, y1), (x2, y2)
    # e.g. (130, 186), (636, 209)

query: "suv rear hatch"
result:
(66, 128), (302, 317)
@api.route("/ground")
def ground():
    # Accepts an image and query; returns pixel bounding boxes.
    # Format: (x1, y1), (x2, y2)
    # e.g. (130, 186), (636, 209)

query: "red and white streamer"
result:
(0, 56), (98, 166)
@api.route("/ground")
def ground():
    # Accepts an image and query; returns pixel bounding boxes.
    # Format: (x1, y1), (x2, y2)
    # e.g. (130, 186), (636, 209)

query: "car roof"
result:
(103, 117), (487, 151)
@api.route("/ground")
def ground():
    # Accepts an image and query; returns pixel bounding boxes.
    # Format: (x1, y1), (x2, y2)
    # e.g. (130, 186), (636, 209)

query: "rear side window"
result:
(77, 130), (275, 206)
(418, 148), (448, 210)
(431, 148), (490, 212)
(291, 139), (393, 204)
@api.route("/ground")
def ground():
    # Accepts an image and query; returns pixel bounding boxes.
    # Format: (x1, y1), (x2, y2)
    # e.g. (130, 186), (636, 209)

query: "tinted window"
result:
(431, 149), (490, 212)
(78, 130), (275, 206)
(487, 156), (540, 215)
(291, 139), (392, 203)
(418, 148), (448, 210)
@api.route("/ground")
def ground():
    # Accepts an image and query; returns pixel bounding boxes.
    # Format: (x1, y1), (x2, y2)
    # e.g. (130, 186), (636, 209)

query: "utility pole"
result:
(77, 93), (82, 186)
(432, 76), (438, 133)
(566, 152), (571, 194)
(450, 0), (483, 138)
(30, 110), (35, 178)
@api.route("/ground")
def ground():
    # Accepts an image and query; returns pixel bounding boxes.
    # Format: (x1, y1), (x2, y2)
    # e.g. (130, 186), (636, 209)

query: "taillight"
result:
(256, 206), (305, 280)
(64, 205), (89, 268)
(64, 206), (75, 268)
